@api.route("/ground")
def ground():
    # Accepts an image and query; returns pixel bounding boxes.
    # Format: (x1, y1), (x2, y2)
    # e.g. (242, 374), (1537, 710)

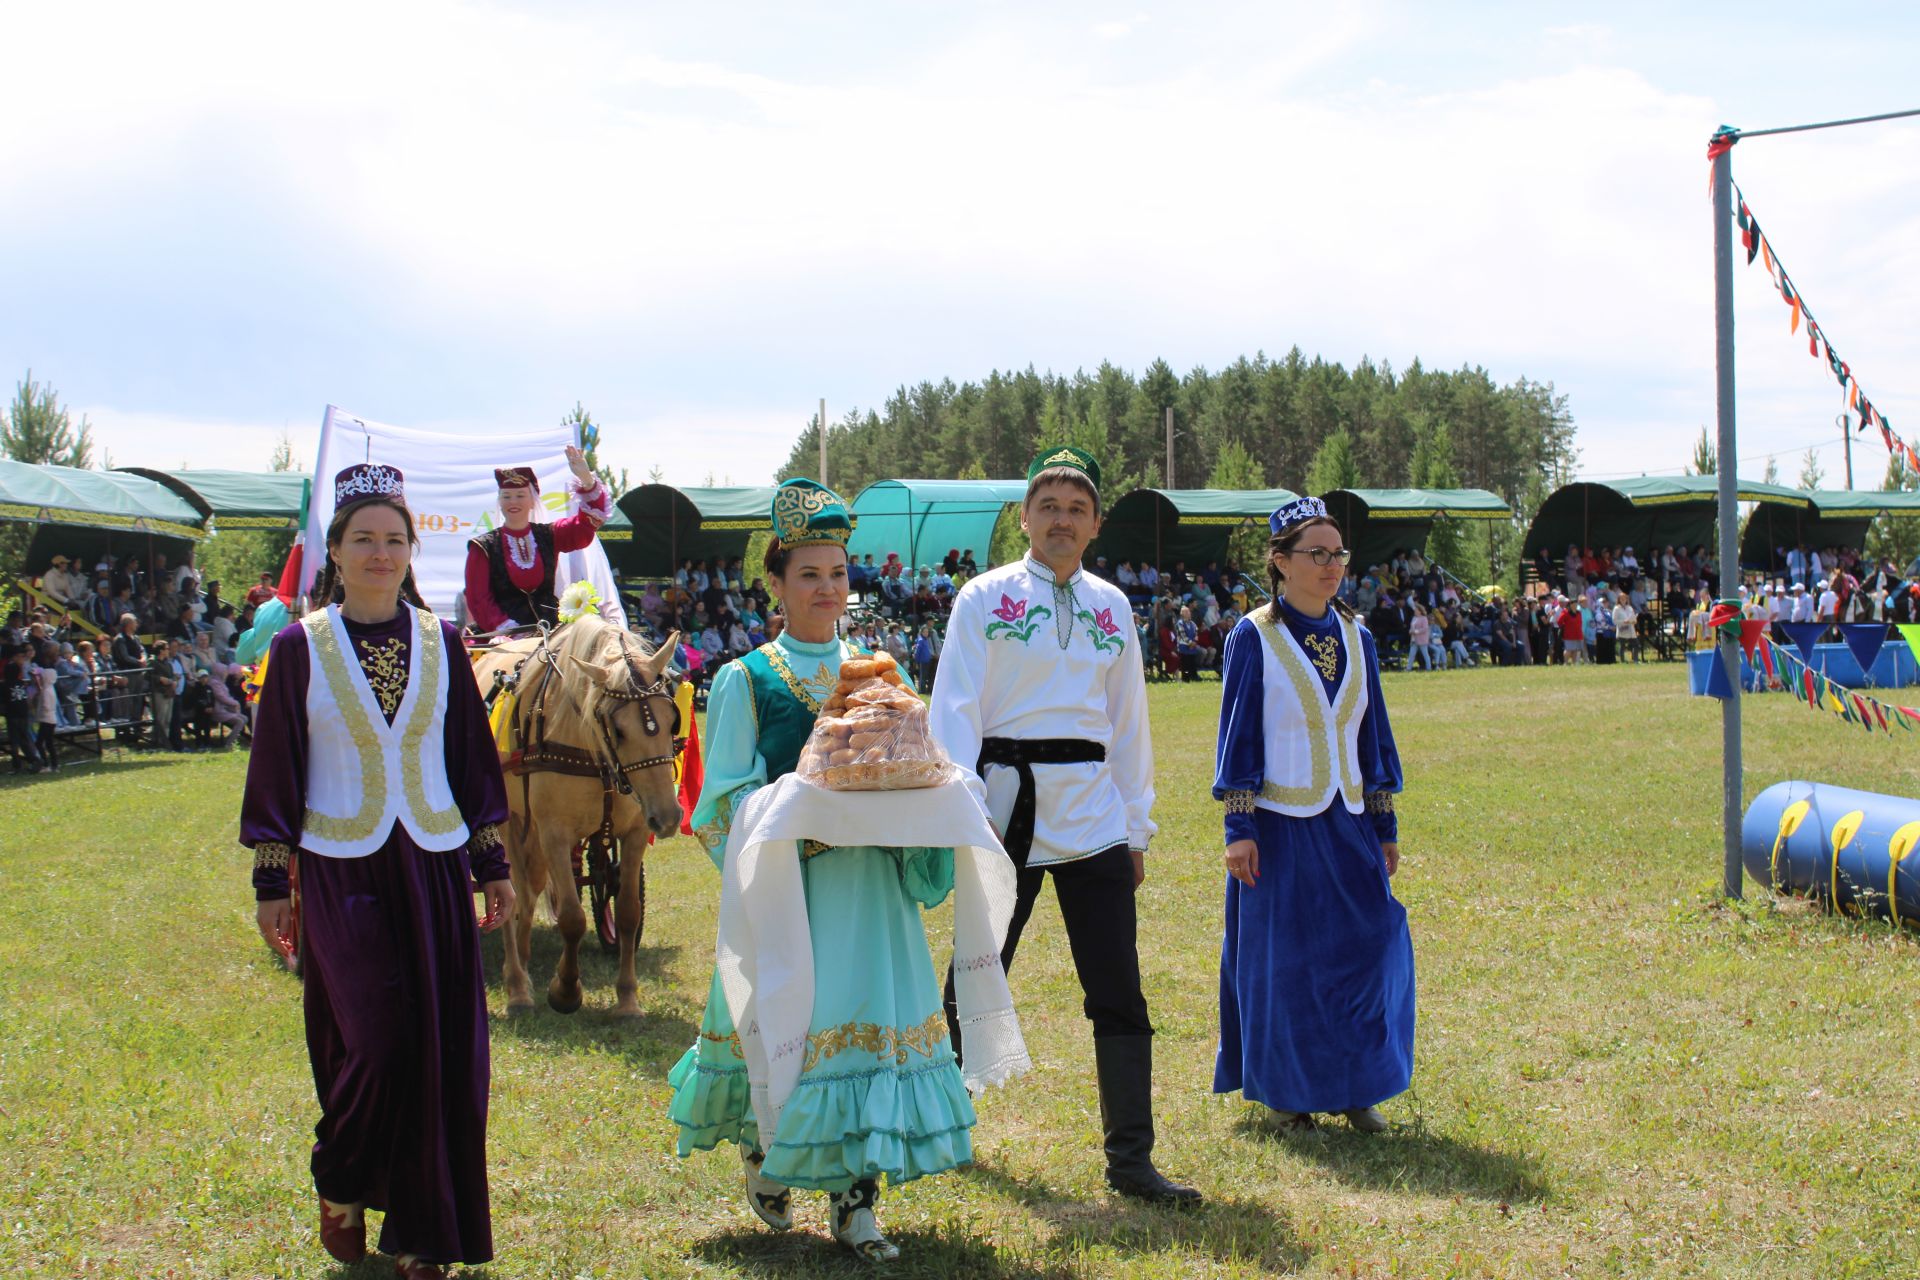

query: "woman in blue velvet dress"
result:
(667, 479), (973, 1262)
(1212, 497), (1413, 1133)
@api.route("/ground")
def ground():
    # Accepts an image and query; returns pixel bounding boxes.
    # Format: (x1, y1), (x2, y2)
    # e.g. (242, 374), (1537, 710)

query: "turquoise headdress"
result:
(771, 478), (855, 548)
(1026, 444), (1102, 489)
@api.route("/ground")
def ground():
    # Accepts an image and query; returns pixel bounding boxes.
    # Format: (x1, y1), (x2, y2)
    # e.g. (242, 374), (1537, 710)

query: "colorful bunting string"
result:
(1726, 180), (1912, 473)
(1761, 637), (1920, 738)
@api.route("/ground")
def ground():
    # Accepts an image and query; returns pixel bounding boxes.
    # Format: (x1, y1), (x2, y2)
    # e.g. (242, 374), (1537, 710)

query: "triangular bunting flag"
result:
(1781, 621), (1827, 668)
(1840, 623), (1889, 681)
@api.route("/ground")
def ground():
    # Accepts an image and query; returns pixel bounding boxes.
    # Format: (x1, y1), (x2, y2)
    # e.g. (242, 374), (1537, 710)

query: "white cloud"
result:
(1093, 13), (1150, 40)
(4, 3), (1917, 492)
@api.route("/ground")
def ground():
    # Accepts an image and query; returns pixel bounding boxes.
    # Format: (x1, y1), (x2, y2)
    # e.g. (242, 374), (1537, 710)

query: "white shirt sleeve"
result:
(1104, 605), (1157, 852)
(928, 586), (989, 811)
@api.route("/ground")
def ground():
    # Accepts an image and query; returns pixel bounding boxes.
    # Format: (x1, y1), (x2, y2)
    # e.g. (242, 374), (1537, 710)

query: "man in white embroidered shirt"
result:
(930, 444), (1200, 1206)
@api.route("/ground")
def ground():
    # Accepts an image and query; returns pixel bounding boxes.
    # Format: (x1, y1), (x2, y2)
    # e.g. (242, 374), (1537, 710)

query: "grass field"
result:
(6, 662), (1920, 1278)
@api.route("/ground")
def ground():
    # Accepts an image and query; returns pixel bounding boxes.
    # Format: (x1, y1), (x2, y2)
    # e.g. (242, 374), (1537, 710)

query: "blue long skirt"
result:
(1214, 804), (1415, 1113)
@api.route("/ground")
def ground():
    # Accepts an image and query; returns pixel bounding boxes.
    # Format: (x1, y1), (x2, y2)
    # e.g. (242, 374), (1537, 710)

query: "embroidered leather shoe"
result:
(741, 1146), (793, 1232)
(1342, 1106), (1390, 1134)
(830, 1179), (901, 1262)
(317, 1196), (366, 1263)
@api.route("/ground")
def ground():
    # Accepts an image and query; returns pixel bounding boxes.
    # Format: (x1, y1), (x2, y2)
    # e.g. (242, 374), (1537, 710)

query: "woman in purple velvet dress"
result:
(240, 463), (515, 1280)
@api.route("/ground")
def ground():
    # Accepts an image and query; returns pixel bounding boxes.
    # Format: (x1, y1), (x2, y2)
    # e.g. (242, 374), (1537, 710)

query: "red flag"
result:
(1873, 700), (1889, 732)
(275, 532), (305, 606)
(1739, 619), (1768, 662)
(676, 696), (704, 837)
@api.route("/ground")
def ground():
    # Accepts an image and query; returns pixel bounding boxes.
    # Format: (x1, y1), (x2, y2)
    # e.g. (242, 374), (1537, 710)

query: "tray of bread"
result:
(797, 651), (957, 791)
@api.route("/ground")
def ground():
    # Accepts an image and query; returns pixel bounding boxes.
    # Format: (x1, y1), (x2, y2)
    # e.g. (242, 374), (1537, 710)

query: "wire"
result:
(1579, 432), (1875, 481)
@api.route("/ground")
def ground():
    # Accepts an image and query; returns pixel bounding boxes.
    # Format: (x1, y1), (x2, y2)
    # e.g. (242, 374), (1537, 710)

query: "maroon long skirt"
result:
(298, 834), (494, 1265)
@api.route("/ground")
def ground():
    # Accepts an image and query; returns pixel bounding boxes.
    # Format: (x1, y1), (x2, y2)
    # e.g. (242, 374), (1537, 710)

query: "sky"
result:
(3, 1), (1916, 492)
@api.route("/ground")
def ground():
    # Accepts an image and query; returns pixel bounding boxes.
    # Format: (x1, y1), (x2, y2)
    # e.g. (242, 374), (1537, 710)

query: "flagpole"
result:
(1713, 136), (1744, 899)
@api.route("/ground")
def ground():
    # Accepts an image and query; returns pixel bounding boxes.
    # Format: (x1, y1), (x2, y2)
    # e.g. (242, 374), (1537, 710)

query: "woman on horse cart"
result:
(463, 445), (612, 634)
(669, 479), (980, 1262)
(240, 463), (515, 1280)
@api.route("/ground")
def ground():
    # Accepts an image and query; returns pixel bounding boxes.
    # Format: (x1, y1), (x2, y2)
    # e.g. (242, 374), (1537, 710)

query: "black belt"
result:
(978, 737), (1106, 864)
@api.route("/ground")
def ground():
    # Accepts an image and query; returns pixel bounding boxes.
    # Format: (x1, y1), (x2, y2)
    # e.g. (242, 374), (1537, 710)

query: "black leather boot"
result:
(1094, 1034), (1202, 1205)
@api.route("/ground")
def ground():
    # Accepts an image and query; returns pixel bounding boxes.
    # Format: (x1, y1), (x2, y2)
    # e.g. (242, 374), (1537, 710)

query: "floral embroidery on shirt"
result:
(356, 636), (409, 718)
(1303, 632), (1340, 683)
(251, 841), (291, 870)
(984, 594), (1052, 644)
(1076, 606), (1126, 655)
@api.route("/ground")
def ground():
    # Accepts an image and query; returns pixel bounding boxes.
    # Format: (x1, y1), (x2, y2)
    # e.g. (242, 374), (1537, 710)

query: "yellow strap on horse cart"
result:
(489, 684), (521, 754)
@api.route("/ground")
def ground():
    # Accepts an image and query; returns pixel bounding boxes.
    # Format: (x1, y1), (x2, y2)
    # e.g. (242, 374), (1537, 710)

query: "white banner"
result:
(302, 405), (625, 626)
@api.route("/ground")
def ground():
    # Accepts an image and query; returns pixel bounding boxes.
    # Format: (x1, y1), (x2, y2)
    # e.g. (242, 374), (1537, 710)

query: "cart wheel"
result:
(587, 837), (619, 952)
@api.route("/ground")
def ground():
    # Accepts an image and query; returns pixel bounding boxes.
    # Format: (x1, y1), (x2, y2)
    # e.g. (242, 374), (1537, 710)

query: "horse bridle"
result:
(530, 637), (683, 798)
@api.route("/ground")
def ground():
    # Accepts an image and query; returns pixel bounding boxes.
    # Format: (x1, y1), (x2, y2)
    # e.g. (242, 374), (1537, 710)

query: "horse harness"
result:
(490, 627), (684, 840)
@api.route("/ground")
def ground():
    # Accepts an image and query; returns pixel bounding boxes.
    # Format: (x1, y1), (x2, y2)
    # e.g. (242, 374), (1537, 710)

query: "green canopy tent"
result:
(1320, 488), (1512, 576)
(117, 468), (311, 531)
(1523, 477), (1812, 582)
(1088, 488), (1301, 574)
(1740, 489), (1920, 575)
(3, 461), (207, 595)
(613, 484), (776, 581)
(847, 479), (1028, 573)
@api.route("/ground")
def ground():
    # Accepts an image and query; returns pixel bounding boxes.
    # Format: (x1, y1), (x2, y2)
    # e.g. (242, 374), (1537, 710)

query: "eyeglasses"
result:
(1280, 547), (1353, 567)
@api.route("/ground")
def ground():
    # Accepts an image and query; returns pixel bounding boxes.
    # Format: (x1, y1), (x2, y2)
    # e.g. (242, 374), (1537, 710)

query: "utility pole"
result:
(818, 398), (828, 486)
(1164, 407), (1175, 489)
(1838, 412), (1854, 489)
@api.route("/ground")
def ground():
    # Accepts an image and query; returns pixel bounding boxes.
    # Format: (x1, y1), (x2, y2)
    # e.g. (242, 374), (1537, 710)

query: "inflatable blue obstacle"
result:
(1743, 781), (1920, 924)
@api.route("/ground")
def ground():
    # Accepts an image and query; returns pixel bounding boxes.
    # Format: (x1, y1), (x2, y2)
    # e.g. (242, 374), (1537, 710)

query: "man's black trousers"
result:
(943, 841), (1152, 1053)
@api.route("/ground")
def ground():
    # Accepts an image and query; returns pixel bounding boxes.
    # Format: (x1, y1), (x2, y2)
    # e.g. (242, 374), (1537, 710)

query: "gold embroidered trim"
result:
(1303, 632), (1340, 682)
(357, 636), (408, 718)
(801, 838), (832, 859)
(1250, 611), (1365, 808)
(695, 784), (748, 854)
(1223, 790), (1256, 816)
(699, 1028), (746, 1059)
(802, 1011), (948, 1072)
(1365, 791), (1396, 815)
(399, 614), (466, 839)
(301, 607), (464, 844)
(252, 841), (291, 871)
(699, 1012), (949, 1069)
(755, 641), (848, 714)
(300, 609), (388, 844)
(472, 822), (505, 851)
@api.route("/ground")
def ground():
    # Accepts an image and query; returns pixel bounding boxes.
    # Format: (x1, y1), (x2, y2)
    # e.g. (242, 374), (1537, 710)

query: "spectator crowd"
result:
(17, 531), (1920, 775)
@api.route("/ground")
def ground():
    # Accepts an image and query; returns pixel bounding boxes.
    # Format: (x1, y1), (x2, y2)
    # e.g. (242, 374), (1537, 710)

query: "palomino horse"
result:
(470, 618), (682, 1017)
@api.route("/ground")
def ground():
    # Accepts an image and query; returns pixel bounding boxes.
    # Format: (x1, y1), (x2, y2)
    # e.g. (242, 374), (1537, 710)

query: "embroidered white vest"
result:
(1251, 609), (1368, 818)
(300, 603), (469, 858)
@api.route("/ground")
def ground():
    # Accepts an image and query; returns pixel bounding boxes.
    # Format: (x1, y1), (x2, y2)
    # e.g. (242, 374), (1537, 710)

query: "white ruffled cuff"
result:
(572, 476), (612, 522)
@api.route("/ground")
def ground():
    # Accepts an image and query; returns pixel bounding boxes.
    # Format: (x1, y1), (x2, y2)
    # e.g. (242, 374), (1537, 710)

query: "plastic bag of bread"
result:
(796, 651), (959, 791)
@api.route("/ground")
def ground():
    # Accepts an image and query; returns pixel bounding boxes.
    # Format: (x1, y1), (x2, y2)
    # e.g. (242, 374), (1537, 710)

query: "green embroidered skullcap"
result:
(1026, 444), (1102, 490)
(771, 478), (855, 548)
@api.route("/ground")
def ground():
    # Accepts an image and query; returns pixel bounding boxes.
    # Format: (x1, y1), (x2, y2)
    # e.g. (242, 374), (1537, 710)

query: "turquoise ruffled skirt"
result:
(668, 844), (976, 1191)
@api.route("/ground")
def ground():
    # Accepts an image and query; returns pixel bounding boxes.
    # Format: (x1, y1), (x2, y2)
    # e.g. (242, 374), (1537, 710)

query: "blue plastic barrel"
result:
(1742, 781), (1920, 924)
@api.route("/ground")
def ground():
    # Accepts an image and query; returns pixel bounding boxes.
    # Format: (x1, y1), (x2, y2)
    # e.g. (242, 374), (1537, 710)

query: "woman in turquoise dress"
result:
(668, 479), (975, 1262)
